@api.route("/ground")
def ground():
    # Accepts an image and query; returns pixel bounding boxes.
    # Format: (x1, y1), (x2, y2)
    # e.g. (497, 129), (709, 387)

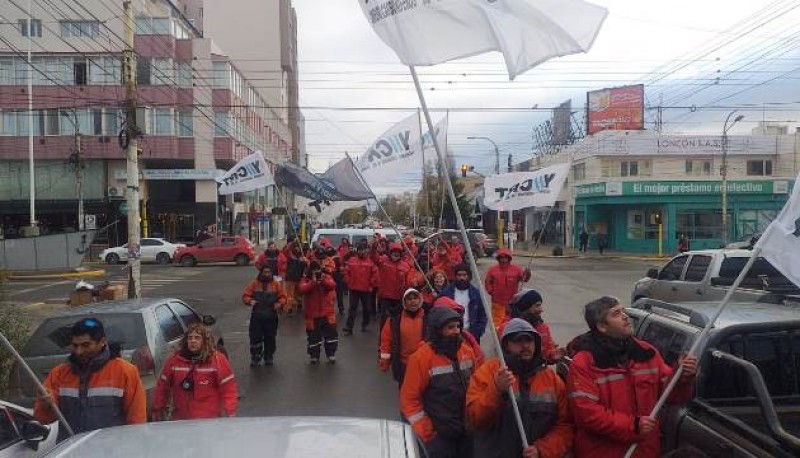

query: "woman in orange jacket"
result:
(467, 318), (574, 458)
(379, 288), (426, 385)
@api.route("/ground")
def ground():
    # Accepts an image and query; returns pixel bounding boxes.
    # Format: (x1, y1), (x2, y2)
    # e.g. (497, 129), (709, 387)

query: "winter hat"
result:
(433, 296), (464, 315)
(453, 263), (472, 279)
(510, 289), (543, 316)
(501, 318), (537, 340)
(426, 306), (462, 338)
(495, 248), (513, 260)
(403, 288), (421, 302)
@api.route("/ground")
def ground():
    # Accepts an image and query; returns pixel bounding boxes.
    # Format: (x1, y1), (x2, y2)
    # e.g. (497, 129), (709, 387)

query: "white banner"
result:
(216, 151), (275, 195)
(355, 114), (448, 186)
(483, 163), (571, 211)
(361, 0), (607, 80)
(755, 174), (800, 287)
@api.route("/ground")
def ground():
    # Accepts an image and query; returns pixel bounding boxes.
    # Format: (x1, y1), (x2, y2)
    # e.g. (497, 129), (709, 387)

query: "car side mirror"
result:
(197, 245), (203, 249)
(646, 268), (659, 279)
(202, 315), (217, 326)
(21, 420), (50, 449)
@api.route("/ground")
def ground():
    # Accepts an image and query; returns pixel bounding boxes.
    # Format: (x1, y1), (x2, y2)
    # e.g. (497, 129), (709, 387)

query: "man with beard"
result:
(372, 242), (411, 328)
(442, 264), (487, 341)
(508, 289), (564, 364)
(401, 306), (475, 458)
(242, 265), (287, 366)
(255, 240), (281, 274)
(567, 296), (698, 458)
(343, 242), (378, 335)
(379, 288), (426, 386)
(35, 318), (146, 433)
(467, 319), (573, 458)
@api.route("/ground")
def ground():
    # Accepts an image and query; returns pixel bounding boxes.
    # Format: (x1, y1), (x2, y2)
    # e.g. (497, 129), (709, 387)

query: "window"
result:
(155, 305), (183, 342)
(19, 19), (42, 37)
(104, 109), (120, 136)
(658, 255), (688, 281)
(73, 60), (87, 86)
(684, 255), (711, 282)
(137, 58), (151, 86)
(91, 109), (103, 135)
(747, 160), (773, 176)
(152, 58), (172, 85)
(677, 210), (728, 240)
(45, 109), (60, 136)
(177, 110), (193, 137)
(214, 112), (230, 137)
(573, 163), (586, 181)
(0, 59), (13, 85)
(212, 61), (231, 89)
(641, 323), (690, 366)
(60, 20), (100, 38)
(152, 18), (171, 35)
(0, 408), (23, 449)
(717, 257), (795, 291)
(154, 108), (173, 135)
(141, 239), (163, 246)
(703, 161), (712, 175)
(222, 238), (236, 247)
(1, 111), (16, 136)
(684, 160), (711, 176)
(170, 302), (201, 328)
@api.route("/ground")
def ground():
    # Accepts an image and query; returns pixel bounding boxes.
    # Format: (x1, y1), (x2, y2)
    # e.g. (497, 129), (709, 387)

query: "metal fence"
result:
(0, 231), (96, 271)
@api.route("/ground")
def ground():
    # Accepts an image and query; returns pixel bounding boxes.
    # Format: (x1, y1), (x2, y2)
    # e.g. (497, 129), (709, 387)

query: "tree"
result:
(339, 207), (367, 225)
(417, 155), (471, 229)
(0, 270), (29, 397)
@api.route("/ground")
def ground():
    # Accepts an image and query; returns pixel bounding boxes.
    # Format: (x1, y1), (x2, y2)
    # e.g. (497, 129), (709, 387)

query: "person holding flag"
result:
(485, 249), (531, 327)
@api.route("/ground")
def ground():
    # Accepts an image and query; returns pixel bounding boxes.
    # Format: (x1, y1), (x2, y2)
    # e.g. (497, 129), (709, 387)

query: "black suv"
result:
(626, 298), (800, 457)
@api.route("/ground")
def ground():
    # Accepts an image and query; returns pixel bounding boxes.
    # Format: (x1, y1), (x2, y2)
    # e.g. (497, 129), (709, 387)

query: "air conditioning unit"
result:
(107, 186), (125, 199)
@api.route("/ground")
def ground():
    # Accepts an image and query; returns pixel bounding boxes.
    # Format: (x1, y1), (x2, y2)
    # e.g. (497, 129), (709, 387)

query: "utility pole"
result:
(75, 130), (83, 230)
(721, 111), (744, 246)
(25, 0), (38, 237)
(123, 1), (141, 299)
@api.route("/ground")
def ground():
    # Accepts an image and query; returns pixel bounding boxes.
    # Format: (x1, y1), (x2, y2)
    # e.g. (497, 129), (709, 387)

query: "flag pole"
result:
(409, 65), (530, 449)
(623, 245), (763, 458)
(344, 152), (436, 293)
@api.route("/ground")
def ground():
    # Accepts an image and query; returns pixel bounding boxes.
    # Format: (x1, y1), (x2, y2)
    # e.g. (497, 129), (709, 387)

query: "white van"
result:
(311, 228), (401, 248)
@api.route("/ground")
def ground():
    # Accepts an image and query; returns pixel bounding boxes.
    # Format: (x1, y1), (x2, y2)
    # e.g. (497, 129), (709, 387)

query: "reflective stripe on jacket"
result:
(467, 358), (573, 458)
(152, 351), (238, 420)
(400, 342), (475, 443)
(34, 347), (146, 433)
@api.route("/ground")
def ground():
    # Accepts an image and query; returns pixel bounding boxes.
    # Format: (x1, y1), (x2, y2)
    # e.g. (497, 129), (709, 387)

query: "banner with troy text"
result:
(483, 163), (571, 211)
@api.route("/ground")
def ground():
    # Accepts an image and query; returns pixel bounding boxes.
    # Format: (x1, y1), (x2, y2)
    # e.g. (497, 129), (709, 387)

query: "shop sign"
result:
(115, 169), (224, 181)
(576, 180), (789, 198)
(588, 135), (778, 157)
(575, 182), (606, 197)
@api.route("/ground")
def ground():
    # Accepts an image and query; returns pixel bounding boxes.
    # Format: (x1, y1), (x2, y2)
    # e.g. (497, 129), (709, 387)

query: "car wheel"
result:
(234, 254), (249, 266)
(106, 253), (120, 264)
(181, 255), (196, 267)
(155, 252), (171, 265)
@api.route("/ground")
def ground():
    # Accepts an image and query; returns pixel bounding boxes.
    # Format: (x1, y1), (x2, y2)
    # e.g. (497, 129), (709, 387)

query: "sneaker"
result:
(263, 357), (274, 366)
(309, 357), (320, 365)
(343, 328), (353, 336)
(327, 356), (336, 364)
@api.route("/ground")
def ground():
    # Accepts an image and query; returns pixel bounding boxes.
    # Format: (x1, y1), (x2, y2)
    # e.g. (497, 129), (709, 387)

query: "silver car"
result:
(42, 417), (420, 457)
(0, 400), (59, 458)
(9, 298), (223, 408)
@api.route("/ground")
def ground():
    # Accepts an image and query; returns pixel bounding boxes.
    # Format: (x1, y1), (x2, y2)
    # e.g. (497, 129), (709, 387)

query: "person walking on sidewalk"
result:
(485, 249), (531, 328)
(596, 233), (608, 255)
(579, 228), (589, 253)
(242, 266), (287, 366)
(343, 242), (378, 335)
(379, 288), (427, 386)
(299, 261), (339, 364)
(152, 324), (238, 420)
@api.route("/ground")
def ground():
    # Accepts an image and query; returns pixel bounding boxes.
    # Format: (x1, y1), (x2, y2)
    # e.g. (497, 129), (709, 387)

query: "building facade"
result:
(0, 0), (297, 242)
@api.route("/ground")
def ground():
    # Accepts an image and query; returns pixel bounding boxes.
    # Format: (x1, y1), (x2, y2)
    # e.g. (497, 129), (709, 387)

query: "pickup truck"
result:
(631, 249), (799, 304)
(626, 298), (800, 457)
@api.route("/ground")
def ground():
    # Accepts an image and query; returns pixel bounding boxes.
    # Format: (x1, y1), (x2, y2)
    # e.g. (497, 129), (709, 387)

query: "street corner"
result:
(6, 268), (107, 281)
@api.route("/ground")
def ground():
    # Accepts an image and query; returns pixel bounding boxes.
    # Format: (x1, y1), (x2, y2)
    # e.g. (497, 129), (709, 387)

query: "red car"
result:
(174, 236), (255, 266)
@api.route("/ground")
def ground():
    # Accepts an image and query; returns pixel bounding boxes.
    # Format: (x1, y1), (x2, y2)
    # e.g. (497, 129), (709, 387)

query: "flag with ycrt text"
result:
(755, 174), (800, 288)
(360, 0), (608, 80)
(483, 163), (571, 211)
(216, 151), (274, 195)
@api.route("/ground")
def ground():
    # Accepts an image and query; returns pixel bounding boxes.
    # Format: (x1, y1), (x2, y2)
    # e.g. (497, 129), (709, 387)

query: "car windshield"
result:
(24, 314), (147, 357)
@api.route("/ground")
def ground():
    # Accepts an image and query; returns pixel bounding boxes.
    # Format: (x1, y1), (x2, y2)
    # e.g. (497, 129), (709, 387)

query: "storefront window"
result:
(737, 210), (777, 240)
(677, 210), (729, 240)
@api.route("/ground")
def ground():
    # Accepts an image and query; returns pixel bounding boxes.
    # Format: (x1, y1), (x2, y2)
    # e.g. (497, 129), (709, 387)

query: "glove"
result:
(379, 359), (390, 372)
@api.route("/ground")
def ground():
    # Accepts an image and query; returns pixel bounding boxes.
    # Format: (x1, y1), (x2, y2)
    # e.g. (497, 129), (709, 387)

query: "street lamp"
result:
(721, 111), (744, 245)
(467, 136), (499, 174)
(467, 136), (509, 248)
(61, 110), (84, 231)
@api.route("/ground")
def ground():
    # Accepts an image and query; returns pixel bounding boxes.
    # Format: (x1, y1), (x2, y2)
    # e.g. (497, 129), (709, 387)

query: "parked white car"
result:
(98, 238), (186, 265)
(0, 400), (59, 458)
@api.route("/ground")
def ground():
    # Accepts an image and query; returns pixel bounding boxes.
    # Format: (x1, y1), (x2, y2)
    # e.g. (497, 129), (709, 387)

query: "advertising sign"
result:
(587, 84), (645, 135)
(575, 180), (790, 198)
(483, 163), (571, 211)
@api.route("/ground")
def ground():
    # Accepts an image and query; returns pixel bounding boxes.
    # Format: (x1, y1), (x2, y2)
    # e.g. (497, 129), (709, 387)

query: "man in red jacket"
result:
(299, 261), (338, 364)
(372, 242), (412, 329)
(343, 243), (378, 335)
(485, 249), (530, 328)
(567, 296), (698, 458)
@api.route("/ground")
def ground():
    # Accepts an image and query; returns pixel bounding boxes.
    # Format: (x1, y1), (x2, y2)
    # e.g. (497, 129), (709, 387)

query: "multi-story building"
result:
(515, 125), (797, 253)
(0, 0), (297, 242)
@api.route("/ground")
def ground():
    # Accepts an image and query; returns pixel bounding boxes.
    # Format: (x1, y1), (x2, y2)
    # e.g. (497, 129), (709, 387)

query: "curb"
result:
(515, 254), (667, 261)
(7, 269), (107, 281)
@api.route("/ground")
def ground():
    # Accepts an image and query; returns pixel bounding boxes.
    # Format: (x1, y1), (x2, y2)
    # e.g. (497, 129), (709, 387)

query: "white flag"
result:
(361, 0), (608, 80)
(483, 163), (570, 211)
(216, 151), (274, 195)
(755, 175), (800, 287)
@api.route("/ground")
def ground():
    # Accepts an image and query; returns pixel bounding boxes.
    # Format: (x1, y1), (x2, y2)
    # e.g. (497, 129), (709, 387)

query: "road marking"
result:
(8, 280), (72, 297)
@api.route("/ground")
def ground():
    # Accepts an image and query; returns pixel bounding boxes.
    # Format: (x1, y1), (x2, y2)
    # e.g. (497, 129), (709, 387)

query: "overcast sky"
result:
(292, 0), (800, 194)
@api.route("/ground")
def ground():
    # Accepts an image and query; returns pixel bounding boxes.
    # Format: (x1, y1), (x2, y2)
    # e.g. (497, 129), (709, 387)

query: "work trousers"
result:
(249, 310), (278, 362)
(346, 290), (372, 330)
(306, 317), (338, 359)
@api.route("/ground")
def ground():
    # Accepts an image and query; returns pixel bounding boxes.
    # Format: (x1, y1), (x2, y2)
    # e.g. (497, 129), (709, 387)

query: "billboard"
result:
(552, 100), (573, 146)
(587, 84), (644, 135)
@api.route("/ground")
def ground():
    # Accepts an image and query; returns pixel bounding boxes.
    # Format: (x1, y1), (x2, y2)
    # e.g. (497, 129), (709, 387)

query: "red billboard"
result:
(587, 84), (645, 135)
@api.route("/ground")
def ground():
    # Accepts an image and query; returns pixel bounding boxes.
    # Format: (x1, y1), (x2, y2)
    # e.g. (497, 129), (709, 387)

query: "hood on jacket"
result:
(403, 288), (421, 302)
(500, 318), (542, 359)
(510, 289), (543, 316)
(495, 248), (513, 260)
(433, 296), (464, 315)
(389, 242), (403, 254)
(426, 306), (462, 338)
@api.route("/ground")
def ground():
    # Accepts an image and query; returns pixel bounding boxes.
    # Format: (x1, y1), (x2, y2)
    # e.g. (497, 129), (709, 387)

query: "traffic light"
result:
(461, 164), (468, 177)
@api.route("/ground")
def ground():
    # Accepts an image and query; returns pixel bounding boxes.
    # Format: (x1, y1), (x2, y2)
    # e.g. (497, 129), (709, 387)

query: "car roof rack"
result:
(632, 299), (710, 328)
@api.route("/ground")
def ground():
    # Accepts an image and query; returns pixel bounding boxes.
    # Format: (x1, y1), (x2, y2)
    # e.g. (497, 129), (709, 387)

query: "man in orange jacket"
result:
(485, 249), (531, 327)
(372, 242), (411, 328)
(379, 288), (426, 386)
(242, 265), (287, 366)
(467, 318), (573, 458)
(35, 318), (146, 433)
(299, 261), (339, 364)
(401, 306), (476, 458)
(343, 242), (378, 334)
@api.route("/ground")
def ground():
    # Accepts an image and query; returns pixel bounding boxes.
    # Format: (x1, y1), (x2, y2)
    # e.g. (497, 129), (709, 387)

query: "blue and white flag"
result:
(216, 151), (274, 195)
(755, 174), (800, 287)
(483, 163), (571, 211)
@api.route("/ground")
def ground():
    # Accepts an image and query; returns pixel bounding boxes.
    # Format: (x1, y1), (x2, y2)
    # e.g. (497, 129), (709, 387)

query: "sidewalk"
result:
(507, 244), (670, 262)
(4, 267), (106, 281)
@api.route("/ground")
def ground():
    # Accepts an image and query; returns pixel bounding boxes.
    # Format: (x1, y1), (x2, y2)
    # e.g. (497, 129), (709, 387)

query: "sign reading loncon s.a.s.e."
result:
(216, 151), (275, 195)
(484, 163), (571, 211)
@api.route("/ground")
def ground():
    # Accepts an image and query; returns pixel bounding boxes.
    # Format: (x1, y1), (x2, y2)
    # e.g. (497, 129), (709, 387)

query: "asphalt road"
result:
(2, 255), (658, 419)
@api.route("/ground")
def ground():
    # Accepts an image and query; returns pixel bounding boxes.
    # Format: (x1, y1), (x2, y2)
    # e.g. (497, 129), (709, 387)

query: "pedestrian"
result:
(442, 263), (487, 341)
(379, 288), (426, 386)
(327, 246), (347, 315)
(242, 265), (287, 366)
(152, 324), (238, 420)
(34, 318), (146, 433)
(299, 261), (339, 364)
(567, 296), (698, 458)
(400, 306), (475, 458)
(678, 234), (691, 253)
(467, 318), (574, 458)
(579, 228), (589, 253)
(255, 240), (280, 274)
(343, 242), (378, 335)
(596, 233), (608, 255)
(279, 242), (307, 315)
(485, 249), (531, 327)
(372, 242), (412, 329)
(508, 289), (565, 364)
(432, 297), (485, 366)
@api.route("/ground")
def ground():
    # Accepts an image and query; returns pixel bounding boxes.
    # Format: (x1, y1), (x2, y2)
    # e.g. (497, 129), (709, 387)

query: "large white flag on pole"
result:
(216, 151), (274, 195)
(361, 0), (608, 80)
(483, 163), (571, 211)
(754, 175), (800, 286)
